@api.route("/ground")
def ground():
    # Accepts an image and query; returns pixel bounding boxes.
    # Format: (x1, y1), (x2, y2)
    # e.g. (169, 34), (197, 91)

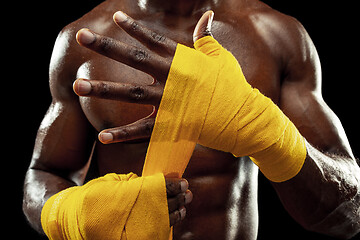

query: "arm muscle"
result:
(270, 15), (360, 238)
(23, 27), (94, 234)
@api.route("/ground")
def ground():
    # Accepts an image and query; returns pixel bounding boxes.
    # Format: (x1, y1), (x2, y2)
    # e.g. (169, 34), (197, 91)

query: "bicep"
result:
(31, 100), (94, 173)
(279, 22), (354, 158)
(30, 28), (95, 182)
(280, 85), (353, 157)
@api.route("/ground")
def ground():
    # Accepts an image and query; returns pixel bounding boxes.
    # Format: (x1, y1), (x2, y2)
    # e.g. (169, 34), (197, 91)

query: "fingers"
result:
(193, 10), (214, 43)
(168, 190), (193, 212)
(98, 116), (155, 144)
(76, 28), (171, 80)
(113, 11), (177, 57)
(166, 178), (193, 226)
(166, 178), (189, 196)
(73, 79), (163, 106)
(169, 206), (187, 227)
(74, 79), (159, 145)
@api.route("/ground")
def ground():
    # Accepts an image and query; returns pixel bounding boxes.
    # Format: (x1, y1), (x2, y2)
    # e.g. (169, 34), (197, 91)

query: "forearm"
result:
(22, 168), (77, 234)
(272, 142), (360, 239)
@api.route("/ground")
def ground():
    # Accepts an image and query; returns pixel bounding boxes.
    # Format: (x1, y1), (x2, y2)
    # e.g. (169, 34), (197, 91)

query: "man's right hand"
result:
(166, 178), (193, 226)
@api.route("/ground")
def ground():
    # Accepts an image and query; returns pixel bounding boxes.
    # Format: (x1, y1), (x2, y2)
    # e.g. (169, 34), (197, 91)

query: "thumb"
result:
(193, 10), (214, 43)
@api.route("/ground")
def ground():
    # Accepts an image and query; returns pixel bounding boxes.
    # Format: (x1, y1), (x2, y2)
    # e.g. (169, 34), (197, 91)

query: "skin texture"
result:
(23, 0), (360, 239)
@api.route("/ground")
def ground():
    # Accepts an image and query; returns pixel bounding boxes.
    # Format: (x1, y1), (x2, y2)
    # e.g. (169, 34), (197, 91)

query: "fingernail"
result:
(114, 11), (128, 23)
(208, 10), (214, 20)
(185, 191), (193, 204)
(77, 28), (95, 45)
(179, 207), (186, 220)
(74, 79), (92, 95)
(99, 132), (113, 143)
(180, 180), (189, 192)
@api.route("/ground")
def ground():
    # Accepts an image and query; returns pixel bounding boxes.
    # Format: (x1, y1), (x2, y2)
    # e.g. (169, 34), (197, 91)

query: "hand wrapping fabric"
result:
(144, 36), (307, 182)
(41, 173), (169, 240)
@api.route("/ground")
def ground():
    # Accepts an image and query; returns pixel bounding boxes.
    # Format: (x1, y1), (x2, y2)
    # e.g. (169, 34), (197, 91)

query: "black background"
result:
(8, 0), (360, 239)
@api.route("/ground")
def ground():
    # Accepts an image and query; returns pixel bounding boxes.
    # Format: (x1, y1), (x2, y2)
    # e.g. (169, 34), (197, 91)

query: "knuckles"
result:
(142, 118), (155, 136)
(150, 32), (166, 44)
(95, 82), (111, 98)
(98, 37), (116, 55)
(130, 21), (140, 31)
(114, 128), (130, 141)
(166, 180), (180, 196)
(128, 85), (148, 101)
(129, 48), (149, 65)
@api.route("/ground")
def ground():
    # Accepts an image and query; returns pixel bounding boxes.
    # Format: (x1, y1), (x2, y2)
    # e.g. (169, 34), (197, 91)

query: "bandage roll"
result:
(41, 173), (170, 240)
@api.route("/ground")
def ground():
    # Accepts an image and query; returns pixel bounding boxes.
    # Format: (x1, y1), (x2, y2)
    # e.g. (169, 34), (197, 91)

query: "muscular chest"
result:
(77, 20), (282, 132)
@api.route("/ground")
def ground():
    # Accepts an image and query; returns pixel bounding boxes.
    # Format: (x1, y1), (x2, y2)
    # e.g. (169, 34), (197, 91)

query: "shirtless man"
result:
(23, 0), (360, 239)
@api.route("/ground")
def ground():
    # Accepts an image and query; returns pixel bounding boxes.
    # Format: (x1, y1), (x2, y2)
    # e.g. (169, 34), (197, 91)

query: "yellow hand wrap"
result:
(144, 36), (307, 182)
(41, 173), (170, 239)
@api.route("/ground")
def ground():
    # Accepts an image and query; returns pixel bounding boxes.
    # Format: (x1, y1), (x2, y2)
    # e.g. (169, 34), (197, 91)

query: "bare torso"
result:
(23, 0), (360, 238)
(60, 0), (289, 239)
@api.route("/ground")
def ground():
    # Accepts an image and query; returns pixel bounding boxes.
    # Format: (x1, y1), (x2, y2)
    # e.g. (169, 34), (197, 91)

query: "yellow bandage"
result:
(41, 173), (170, 240)
(144, 36), (307, 182)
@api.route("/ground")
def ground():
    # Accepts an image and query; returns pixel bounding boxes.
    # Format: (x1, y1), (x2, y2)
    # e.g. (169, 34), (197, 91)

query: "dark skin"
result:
(23, 0), (360, 239)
